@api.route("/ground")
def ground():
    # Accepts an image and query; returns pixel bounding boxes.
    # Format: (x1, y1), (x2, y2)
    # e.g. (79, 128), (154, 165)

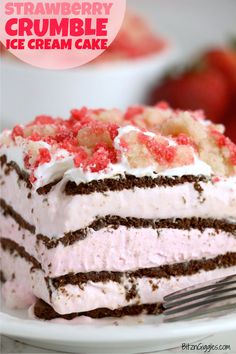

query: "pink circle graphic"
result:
(0, 0), (126, 69)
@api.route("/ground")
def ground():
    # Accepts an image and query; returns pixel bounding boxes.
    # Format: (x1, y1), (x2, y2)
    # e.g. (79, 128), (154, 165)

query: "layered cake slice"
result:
(0, 104), (236, 320)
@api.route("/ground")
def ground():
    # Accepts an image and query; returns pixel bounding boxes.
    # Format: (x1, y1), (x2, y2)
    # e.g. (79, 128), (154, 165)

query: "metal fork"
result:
(163, 274), (236, 322)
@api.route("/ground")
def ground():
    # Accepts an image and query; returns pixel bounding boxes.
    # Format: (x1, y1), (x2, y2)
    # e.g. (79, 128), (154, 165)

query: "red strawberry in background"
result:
(225, 119), (236, 143)
(150, 45), (236, 129)
(225, 108), (236, 143)
(150, 68), (230, 123)
(205, 48), (236, 95)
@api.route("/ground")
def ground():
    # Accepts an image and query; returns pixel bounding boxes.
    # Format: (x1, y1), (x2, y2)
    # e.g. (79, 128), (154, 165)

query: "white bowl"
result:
(1, 45), (179, 129)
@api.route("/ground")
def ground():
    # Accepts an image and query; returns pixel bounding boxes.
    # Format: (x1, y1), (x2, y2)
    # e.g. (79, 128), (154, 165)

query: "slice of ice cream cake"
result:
(0, 103), (236, 320)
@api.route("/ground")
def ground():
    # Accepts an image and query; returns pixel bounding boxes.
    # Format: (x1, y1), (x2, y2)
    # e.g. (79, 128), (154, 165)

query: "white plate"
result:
(1, 303), (236, 354)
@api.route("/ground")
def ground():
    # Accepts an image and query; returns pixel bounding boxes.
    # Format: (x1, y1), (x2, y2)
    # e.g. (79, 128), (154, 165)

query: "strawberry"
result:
(151, 69), (230, 123)
(224, 110), (236, 143)
(205, 49), (236, 95)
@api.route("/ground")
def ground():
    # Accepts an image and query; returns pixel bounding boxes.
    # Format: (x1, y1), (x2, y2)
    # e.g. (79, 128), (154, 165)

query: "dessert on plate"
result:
(95, 10), (167, 62)
(0, 103), (236, 320)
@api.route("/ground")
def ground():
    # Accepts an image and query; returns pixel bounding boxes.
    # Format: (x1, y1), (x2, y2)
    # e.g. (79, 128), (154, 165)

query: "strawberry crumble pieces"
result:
(138, 133), (176, 164)
(73, 148), (89, 168)
(1, 103), (236, 187)
(210, 129), (236, 165)
(11, 125), (24, 140)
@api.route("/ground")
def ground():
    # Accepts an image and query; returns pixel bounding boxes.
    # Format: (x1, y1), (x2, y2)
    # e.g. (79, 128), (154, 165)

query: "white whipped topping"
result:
(0, 125), (213, 190)
(64, 154), (212, 185)
(0, 130), (75, 189)
(62, 125), (212, 185)
(33, 150), (74, 189)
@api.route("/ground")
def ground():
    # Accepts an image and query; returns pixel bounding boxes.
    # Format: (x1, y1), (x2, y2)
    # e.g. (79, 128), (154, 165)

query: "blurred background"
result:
(1, 0), (236, 141)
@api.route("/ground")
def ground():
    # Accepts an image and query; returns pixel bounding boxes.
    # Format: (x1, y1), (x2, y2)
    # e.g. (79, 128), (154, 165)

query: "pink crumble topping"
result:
(11, 125), (24, 140)
(84, 147), (111, 173)
(27, 132), (41, 142)
(73, 148), (88, 168)
(211, 130), (236, 165)
(155, 101), (170, 110)
(212, 176), (221, 183)
(138, 133), (176, 164)
(23, 154), (31, 169)
(119, 138), (129, 151)
(29, 174), (37, 184)
(107, 124), (119, 140)
(93, 143), (118, 164)
(124, 106), (145, 121)
(23, 148), (51, 170)
(175, 134), (191, 146)
(175, 133), (197, 151)
(12, 109), (124, 177)
(4, 104), (234, 185)
(36, 148), (51, 166)
(32, 115), (55, 125)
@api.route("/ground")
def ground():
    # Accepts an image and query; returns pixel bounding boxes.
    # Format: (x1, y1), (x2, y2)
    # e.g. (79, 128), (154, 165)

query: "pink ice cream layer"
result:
(33, 267), (236, 314)
(1, 213), (236, 276)
(0, 248), (36, 309)
(1, 168), (236, 237)
(1, 246), (236, 313)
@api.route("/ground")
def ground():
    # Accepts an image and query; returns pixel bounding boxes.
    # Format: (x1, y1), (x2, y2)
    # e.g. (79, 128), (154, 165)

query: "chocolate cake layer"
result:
(0, 155), (58, 193)
(0, 155), (31, 189)
(0, 270), (6, 283)
(64, 174), (210, 196)
(34, 299), (164, 320)
(0, 238), (40, 269)
(0, 198), (35, 233)
(40, 217), (236, 248)
(1, 198), (235, 248)
(51, 252), (236, 288)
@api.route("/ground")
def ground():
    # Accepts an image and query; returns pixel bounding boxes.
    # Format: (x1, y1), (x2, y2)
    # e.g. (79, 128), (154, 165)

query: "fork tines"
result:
(163, 274), (236, 321)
